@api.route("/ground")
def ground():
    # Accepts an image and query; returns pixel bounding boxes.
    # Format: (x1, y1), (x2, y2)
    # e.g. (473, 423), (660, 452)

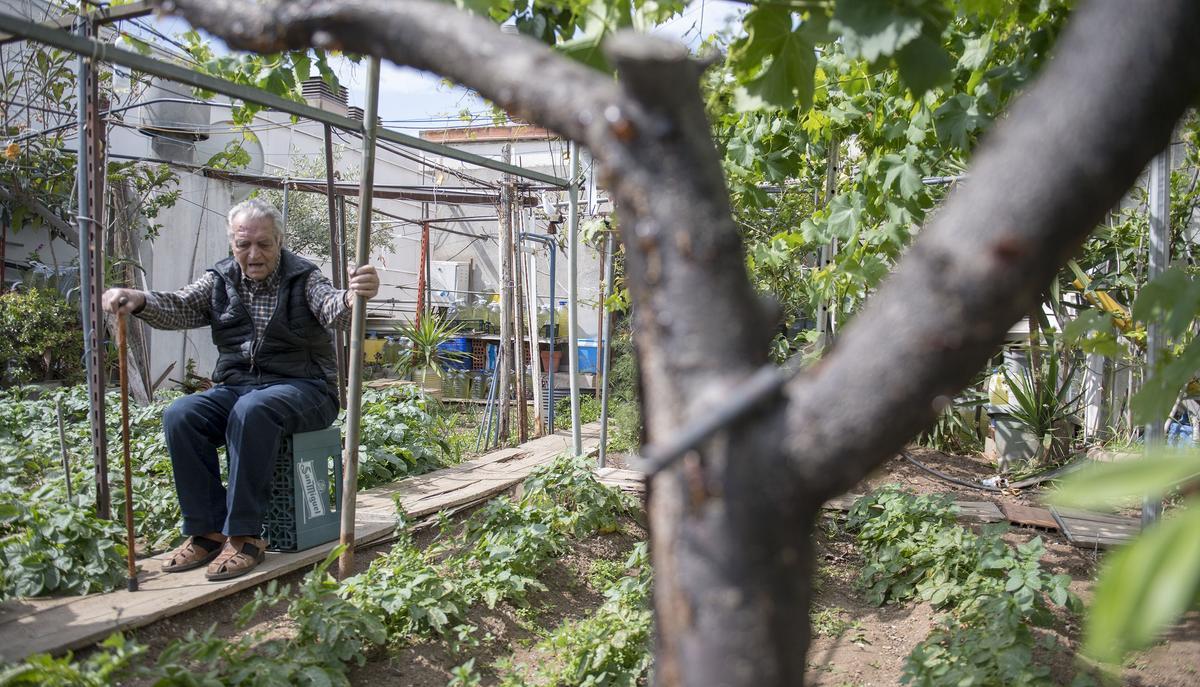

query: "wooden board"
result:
(952, 501), (1007, 523)
(822, 494), (865, 512)
(999, 502), (1059, 530)
(0, 423), (602, 662)
(595, 467), (645, 493)
(1050, 506), (1140, 549)
(0, 520), (392, 663)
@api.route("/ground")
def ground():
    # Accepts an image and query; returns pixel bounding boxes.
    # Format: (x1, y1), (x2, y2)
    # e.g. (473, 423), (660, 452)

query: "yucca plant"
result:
(392, 316), (470, 388)
(1001, 348), (1084, 461)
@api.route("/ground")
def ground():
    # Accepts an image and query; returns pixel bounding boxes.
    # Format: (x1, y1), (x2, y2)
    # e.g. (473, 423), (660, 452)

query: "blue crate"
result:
(263, 427), (343, 552)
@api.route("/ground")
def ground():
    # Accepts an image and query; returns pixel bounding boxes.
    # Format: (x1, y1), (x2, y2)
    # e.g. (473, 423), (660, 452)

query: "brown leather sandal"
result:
(205, 539), (267, 581)
(161, 536), (225, 573)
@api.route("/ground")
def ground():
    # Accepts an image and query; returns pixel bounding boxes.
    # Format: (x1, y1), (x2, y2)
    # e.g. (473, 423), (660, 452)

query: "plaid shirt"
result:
(137, 267), (352, 340)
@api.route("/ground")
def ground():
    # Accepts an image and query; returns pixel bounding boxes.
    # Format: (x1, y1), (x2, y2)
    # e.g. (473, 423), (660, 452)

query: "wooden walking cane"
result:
(116, 311), (139, 592)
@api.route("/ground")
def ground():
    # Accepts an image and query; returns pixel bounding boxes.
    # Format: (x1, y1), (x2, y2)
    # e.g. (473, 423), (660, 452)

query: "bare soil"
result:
(111, 447), (1199, 686)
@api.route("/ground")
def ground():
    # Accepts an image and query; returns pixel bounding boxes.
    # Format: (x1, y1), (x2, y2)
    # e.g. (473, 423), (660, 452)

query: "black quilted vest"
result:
(207, 249), (338, 398)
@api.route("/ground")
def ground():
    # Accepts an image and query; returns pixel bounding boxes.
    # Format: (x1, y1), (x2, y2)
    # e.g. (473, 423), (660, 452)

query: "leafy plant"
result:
(497, 542), (652, 687)
(848, 487), (1079, 686)
(391, 316), (469, 387)
(0, 489), (128, 599)
(0, 633), (145, 686)
(0, 288), (84, 386)
(146, 547), (384, 686)
(1052, 451), (1200, 664)
(1001, 348), (1084, 459)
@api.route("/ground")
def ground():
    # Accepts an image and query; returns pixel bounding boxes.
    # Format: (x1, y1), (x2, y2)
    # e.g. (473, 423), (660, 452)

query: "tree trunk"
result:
(160, 0), (1200, 683)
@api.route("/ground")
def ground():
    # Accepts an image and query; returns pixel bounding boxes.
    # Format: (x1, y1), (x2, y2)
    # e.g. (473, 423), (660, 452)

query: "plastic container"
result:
(437, 336), (472, 370)
(485, 343), (499, 372)
(264, 427), (342, 552)
(487, 294), (502, 332)
(555, 299), (569, 338)
(577, 337), (599, 373)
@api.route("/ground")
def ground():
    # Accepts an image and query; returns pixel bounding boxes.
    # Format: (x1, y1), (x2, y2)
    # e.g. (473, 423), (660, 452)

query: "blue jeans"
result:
(163, 379), (338, 537)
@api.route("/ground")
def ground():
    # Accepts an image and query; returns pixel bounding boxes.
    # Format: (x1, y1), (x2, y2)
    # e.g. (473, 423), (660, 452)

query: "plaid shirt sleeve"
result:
(135, 272), (216, 330)
(306, 270), (353, 330)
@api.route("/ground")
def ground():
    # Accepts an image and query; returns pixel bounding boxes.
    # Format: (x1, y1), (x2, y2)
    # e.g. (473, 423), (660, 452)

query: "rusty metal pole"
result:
(76, 16), (109, 519)
(512, 195), (529, 443)
(323, 124), (347, 407)
(416, 222), (429, 325)
(116, 314), (138, 591)
(338, 56), (380, 579)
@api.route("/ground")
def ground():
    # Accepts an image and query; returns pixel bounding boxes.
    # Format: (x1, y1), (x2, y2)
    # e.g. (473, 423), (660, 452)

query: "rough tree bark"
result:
(157, 0), (1200, 684)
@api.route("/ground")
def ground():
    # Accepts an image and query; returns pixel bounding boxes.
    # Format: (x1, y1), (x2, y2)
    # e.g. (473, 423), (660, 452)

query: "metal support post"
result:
(339, 56), (381, 579)
(77, 18), (109, 519)
(496, 145), (514, 444)
(566, 142), (582, 456)
(521, 232), (556, 433)
(323, 125), (346, 406)
(598, 231), (616, 468)
(1144, 146), (1171, 526)
(416, 222), (429, 324)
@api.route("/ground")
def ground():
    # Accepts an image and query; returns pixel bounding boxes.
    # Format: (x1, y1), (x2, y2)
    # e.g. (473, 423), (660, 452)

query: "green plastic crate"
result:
(263, 427), (343, 552)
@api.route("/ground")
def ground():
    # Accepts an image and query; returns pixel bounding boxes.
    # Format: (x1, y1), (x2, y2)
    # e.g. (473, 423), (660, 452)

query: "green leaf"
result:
(1083, 499), (1200, 663)
(958, 33), (993, 71)
(1132, 265), (1200, 340)
(934, 93), (983, 149)
(830, 0), (923, 62)
(1133, 336), (1200, 424)
(881, 153), (924, 200)
(1050, 450), (1200, 509)
(730, 8), (818, 111)
(895, 31), (953, 96)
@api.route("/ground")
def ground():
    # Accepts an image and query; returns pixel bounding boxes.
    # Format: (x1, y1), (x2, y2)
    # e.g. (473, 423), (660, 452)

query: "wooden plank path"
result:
(1050, 506), (1141, 549)
(0, 423), (600, 662)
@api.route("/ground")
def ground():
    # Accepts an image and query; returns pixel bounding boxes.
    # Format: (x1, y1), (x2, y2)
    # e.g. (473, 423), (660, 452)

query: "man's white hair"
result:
(227, 198), (284, 244)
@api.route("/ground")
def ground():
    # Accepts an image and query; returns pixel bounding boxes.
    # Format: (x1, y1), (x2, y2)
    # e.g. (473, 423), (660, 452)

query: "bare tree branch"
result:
(784, 0), (1200, 502)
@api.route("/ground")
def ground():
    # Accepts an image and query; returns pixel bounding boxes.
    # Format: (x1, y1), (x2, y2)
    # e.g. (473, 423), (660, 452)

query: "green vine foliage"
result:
(0, 384), (453, 599)
(847, 487), (1079, 686)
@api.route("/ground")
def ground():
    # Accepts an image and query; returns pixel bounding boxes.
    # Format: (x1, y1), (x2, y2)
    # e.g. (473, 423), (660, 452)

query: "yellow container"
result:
(363, 338), (386, 363)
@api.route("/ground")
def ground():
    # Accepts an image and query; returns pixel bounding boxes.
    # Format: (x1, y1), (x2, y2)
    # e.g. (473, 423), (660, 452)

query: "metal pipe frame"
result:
(0, 12), (569, 188)
(520, 232), (556, 433)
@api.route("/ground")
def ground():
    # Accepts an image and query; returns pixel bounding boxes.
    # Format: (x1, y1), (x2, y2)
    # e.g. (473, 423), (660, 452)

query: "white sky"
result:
(149, 1), (745, 131)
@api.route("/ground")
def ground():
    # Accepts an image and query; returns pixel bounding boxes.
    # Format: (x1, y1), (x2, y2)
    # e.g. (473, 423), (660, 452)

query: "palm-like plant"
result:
(392, 316), (470, 388)
(1001, 348), (1084, 461)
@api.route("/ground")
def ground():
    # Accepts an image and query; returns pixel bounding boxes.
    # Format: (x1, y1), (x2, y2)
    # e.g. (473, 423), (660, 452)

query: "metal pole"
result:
(1144, 146), (1171, 526)
(512, 194), (529, 443)
(281, 179), (290, 227)
(56, 399), (72, 500)
(521, 232), (556, 432)
(523, 230), (544, 435)
(566, 142), (582, 456)
(416, 222), (429, 324)
(598, 231), (616, 468)
(323, 125), (347, 407)
(496, 145), (514, 442)
(76, 18), (109, 519)
(116, 314), (138, 592)
(338, 56), (380, 579)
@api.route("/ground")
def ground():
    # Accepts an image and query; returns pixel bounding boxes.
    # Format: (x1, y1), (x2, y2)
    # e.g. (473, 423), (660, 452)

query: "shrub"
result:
(0, 288), (84, 386)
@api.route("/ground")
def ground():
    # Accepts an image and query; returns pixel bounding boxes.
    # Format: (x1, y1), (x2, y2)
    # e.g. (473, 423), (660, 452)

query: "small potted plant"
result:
(392, 316), (470, 393)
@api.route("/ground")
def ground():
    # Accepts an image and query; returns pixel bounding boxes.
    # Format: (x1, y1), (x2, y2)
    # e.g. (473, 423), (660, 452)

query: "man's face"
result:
(230, 215), (280, 282)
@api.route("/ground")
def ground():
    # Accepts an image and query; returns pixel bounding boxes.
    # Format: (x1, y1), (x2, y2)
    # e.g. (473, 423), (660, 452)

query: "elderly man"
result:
(103, 198), (378, 580)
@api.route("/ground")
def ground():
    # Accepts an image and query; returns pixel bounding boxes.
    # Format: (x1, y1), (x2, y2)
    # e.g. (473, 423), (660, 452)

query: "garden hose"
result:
(898, 449), (1088, 494)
